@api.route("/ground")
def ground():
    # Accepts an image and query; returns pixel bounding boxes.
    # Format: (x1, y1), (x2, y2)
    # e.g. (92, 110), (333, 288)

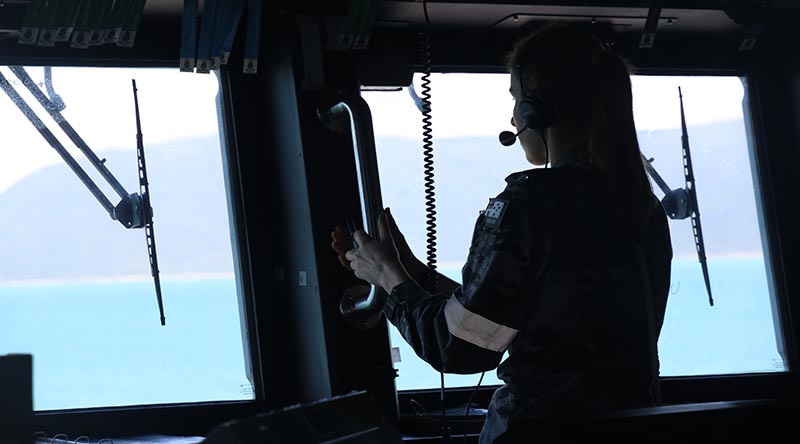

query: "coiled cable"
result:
(418, 2), (449, 441)
(419, 20), (438, 294)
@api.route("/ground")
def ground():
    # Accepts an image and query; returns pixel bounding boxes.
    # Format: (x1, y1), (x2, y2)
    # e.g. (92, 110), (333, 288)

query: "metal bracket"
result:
(640, 1), (662, 49)
(298, 16), (326, 91)
(740, 19), (765, 50)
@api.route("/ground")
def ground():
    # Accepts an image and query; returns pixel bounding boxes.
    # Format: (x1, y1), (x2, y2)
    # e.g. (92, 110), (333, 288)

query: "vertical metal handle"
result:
(318, 94), (387, 329)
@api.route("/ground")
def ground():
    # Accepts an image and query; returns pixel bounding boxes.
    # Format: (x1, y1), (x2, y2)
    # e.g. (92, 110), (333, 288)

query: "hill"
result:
(0, 119), (763, 282)
(0, 137), (235, 282)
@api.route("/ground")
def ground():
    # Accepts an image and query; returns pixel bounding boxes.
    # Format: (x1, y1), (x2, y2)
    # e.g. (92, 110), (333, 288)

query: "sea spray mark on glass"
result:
(0, 278), (252, 410)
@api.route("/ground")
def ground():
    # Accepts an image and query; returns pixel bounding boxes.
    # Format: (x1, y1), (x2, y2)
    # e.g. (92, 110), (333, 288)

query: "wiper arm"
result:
(10, 67), (131, 203)
(43, 66), (65, 112)
(643, 154), (692, 221)
(642, 154), (671, 196)
(0, 70), (118, 218)
(2, 67), (144, 228)
(0, 67), (166, 324)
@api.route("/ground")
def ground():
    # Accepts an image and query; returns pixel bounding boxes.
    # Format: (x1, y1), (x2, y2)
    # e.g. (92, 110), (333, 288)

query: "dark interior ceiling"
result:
(0, 1), (797, 69)
(2, 0), (799, 34)
(377, 4), (742, 33)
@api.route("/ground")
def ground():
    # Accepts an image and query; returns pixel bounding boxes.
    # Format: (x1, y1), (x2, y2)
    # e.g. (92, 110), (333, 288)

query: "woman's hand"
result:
(344, 230), (409, 292)
(330, 209), (412, 293)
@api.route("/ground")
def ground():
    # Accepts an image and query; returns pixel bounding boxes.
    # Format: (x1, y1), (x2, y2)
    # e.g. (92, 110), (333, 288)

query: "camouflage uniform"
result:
(382, 158), (672, 443)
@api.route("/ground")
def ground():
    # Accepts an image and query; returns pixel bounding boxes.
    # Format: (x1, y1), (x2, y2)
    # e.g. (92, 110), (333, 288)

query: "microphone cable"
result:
(417, 1), (449, 442)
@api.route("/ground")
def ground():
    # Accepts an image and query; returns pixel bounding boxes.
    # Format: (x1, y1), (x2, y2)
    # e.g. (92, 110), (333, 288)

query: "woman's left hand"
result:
(345, 230), (410, 293)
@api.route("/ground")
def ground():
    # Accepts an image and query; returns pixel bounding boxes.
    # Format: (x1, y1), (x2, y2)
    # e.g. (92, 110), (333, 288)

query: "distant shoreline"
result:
(671, 252), (765, 261)
(0, 272), (235, 288)
(0, 254), (764, 288)
(437, 253), (764, 269)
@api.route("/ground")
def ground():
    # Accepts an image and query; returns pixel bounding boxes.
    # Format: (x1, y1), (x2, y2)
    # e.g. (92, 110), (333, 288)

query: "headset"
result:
(515, 65), (557, 140)
(499, 64), (557, 166)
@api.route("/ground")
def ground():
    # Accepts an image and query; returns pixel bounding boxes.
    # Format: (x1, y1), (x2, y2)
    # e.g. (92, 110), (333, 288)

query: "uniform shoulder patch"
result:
(484, 198), (509, 227)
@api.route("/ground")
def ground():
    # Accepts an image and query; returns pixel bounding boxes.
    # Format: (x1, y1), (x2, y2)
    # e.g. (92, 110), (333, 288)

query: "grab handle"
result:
(318, 94), (386, 330)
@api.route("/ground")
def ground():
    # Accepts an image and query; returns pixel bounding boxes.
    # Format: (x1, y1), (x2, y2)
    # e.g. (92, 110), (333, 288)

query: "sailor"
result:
(332, 24), (672, 443)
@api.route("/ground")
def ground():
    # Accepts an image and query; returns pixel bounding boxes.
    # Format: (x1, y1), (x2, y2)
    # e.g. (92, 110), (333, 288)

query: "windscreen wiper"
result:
(0, 67), (166, 324)
(642, 87), (713, 306)
(678, 87), (713, 307)
(4, 66), (144, 226)
(133, 79), (165, 326)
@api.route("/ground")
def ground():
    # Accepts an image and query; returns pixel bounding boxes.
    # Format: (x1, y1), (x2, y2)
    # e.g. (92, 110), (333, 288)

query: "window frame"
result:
(32, 400), (267, 437)
(0, 59), (266, 434)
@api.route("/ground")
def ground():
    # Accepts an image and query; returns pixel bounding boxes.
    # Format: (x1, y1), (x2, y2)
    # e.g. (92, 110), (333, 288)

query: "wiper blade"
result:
(133, 79), (165, 326)
(679, 86), (713, 307)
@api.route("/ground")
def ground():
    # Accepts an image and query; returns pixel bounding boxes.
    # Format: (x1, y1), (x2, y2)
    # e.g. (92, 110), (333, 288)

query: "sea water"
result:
(0, 257), (784, 409)
(0, 278), (251, 410)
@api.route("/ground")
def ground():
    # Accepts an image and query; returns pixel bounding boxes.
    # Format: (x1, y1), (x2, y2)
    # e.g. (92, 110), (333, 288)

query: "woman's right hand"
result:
(331, 208), (424, 278)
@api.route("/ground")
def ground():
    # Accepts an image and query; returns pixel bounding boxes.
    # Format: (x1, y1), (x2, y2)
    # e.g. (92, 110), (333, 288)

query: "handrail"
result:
(318, 93), (387, 330)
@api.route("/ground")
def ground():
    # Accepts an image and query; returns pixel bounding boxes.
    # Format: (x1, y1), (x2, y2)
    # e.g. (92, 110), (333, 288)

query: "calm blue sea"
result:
(0, 278), (252, 410)
(0, 257), (785, 410)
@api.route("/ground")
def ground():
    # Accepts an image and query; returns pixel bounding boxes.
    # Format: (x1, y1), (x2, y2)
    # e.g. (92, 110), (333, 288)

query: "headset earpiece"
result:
(517, 91), (556, 134)
(514, 65), (556, 134)
(501, 65), (557, 161)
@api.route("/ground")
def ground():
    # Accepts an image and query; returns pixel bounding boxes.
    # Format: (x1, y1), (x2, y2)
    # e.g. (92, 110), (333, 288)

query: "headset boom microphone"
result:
(499, 128), (525, 146)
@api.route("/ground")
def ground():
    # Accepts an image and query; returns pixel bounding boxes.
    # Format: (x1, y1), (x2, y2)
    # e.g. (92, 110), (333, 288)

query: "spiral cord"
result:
(419, 26), (438, 294)
(418, 4), (449, 442)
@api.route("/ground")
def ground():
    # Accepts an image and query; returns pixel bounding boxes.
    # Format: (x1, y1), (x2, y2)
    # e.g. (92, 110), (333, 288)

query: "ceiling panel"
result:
(373, 3), (750, 35)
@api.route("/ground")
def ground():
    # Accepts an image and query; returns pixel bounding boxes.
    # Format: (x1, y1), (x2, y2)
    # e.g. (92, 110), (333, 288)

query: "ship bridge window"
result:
(362, 73), (785, 391)
(0, 66), (253, 410)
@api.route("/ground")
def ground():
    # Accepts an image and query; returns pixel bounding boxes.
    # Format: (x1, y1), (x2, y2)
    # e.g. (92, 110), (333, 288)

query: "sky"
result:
(364, 73), (745, 138)
(0, 67), (745, 195)
(0, 67), (221, 195)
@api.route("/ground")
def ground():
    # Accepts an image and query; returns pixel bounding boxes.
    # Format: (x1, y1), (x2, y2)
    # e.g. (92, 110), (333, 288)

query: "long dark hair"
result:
(507, 24), (653, 233)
